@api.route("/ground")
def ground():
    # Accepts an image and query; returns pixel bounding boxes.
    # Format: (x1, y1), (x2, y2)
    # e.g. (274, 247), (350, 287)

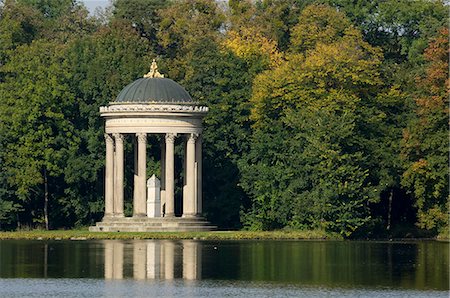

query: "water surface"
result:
(0, 240), (448, 297)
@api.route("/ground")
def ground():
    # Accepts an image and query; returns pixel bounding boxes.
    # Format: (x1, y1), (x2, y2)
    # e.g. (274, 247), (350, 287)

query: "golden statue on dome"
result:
(144, 59), (164, 78)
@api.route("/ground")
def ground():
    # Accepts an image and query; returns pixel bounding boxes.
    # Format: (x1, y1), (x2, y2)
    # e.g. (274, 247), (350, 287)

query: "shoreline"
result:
(0, 230), (447, 241)
(0, 230), (341, 240)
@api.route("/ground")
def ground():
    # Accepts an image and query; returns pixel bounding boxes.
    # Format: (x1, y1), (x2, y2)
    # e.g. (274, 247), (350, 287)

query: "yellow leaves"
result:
(303, 35), (383, 89)
(222, 27), (283, 68)
(417, 204), (448, 230)
(290, 4), (353, 53)
(249, 58), (297, 126)
(412, 159), (428, 172)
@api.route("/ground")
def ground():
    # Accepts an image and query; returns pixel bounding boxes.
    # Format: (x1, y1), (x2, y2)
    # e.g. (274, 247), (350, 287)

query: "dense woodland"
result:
(0, 0), (448, 238)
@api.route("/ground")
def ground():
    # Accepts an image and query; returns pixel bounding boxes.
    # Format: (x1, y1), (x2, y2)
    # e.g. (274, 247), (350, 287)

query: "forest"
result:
(0, 0), (448, 238)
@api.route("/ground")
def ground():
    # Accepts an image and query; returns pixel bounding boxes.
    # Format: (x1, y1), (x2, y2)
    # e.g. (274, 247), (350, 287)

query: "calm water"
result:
(0, 240), (448, 297)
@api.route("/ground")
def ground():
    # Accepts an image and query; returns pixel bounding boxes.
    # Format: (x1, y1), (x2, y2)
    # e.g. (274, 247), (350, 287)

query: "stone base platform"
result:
(89, 216), (217, 232)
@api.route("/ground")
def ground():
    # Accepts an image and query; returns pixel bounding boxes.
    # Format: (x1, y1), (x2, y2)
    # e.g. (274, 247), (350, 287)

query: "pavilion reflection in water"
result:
(103, 240), (201, 280)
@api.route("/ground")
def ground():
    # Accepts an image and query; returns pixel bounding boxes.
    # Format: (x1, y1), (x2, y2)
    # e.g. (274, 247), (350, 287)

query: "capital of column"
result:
(113, 133), (124, 143)
(105, 133), (114, 144)
(136, 132), (147, 143)
(165, 133), (177, 144)
(187, 133), (199, 144)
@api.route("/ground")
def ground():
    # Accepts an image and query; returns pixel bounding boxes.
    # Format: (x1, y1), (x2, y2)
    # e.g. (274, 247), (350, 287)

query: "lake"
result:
(0, 239), (448, 297)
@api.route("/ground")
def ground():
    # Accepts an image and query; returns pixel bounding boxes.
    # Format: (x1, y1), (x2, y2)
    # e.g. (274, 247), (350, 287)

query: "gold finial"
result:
(144, 59), (164, 78)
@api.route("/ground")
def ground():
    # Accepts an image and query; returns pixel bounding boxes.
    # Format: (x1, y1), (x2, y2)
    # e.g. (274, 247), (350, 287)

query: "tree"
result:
(240, 4), (384, 236)
(63, 19), (153, 226)
(0, 0), (43, 67)
(401, 28), (449, 235)
(0, 40), (79, 229)
(324, 0), (447, 64)
(227, 0), (312, 51)
(112, 0), (168, 50)
(157, 0), (224, 79)
(290, 3), (353, 54)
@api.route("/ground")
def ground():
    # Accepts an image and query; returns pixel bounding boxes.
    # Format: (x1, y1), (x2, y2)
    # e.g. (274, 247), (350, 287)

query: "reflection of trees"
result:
(103, 240), (201, 280)
(0, 240), (447, 290)
(236, 241), (449, 290)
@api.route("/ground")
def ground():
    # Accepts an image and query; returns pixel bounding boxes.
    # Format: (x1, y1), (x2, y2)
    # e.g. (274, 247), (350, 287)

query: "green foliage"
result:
(324, 0), (447, 63)
(0, 0), (43, 64)
(0, 0), (447, 238)
(0, 39), (79, 228)
(241, 4), (384, 236)
(112, 0), (168, 48)
(62, 19), (153, 226)
(290, 4), (353, 53)
(401, 28), (449, 234)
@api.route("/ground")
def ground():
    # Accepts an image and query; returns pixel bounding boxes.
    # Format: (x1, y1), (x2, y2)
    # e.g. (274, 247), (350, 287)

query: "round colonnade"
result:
(90, 60), (214, 232)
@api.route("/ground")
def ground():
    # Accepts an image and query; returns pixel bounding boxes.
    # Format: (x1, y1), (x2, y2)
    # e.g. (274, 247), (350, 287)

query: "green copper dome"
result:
(114, 77), (193, 103)
(114, 59), (193, 103)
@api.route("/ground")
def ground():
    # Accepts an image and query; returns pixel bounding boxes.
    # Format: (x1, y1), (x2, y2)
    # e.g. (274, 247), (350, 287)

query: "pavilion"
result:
(89, 60), (215, 232)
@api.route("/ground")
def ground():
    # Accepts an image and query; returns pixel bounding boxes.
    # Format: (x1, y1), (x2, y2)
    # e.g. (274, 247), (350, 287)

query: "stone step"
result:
(90, 217), (217, 232)
(97, 222), (215, 227)
(101, 217), (208, 223)
(89, 225), (217, 232)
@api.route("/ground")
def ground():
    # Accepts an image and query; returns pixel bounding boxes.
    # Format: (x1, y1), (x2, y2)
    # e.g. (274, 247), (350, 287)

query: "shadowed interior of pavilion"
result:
(90, 60), (216, 232)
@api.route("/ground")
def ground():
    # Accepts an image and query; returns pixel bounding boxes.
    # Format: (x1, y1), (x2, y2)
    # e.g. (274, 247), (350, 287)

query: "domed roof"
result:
(113, 60), (193, 103)
(115, 77), (193, 103)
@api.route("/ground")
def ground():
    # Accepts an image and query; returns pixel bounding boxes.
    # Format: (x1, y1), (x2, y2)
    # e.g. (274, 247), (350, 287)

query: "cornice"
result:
(100, 104), (208, 114)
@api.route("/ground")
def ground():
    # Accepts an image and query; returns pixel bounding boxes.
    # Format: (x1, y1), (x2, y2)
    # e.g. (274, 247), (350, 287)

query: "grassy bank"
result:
(0, 229), (342, 240)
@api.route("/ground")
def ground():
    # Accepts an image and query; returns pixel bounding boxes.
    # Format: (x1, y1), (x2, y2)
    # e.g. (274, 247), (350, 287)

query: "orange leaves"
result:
(418, 27), (449, 98)
(413, 27), (449, 116)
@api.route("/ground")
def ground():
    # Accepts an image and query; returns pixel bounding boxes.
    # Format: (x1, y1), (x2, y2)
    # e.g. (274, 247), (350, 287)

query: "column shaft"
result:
(183, 134), (196, 217)
(182, 139), (187, 208)
(134, 133), (147, 217)
(133, 137), (138, 212)
(160, 139), (166, 216)
(195, 136), (202, 216)
(165, 133), (176, 217)
(104, 134), (114, 217)
(113, 133), (124, 217)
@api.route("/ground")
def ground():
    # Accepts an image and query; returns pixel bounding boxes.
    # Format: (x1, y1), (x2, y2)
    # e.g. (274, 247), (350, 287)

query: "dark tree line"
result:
(0, 0), (447, 238)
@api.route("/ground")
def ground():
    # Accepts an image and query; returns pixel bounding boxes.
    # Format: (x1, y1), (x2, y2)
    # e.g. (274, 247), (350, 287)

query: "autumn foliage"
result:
(0, 0), (447, 238)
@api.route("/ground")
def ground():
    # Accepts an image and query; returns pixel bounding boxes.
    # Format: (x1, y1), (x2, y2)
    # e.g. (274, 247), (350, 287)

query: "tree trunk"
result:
(16, 213), (21, 230)
(43, 168), (49, 230)
(387, 189), (393, 231)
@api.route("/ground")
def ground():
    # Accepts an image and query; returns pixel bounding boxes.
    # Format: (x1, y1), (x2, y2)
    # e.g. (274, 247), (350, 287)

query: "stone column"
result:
(195, 135), (202, 216)
(160, 138), (166, 216)
(182, 138), (187, 208)
(134, 133), (147, 217)
(133, 137), (138, 212)
(183, 133), (197, 217)
(165, 133), (176, 217)
(104, 134), (114, 217)
(113, 133), (124, 217)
